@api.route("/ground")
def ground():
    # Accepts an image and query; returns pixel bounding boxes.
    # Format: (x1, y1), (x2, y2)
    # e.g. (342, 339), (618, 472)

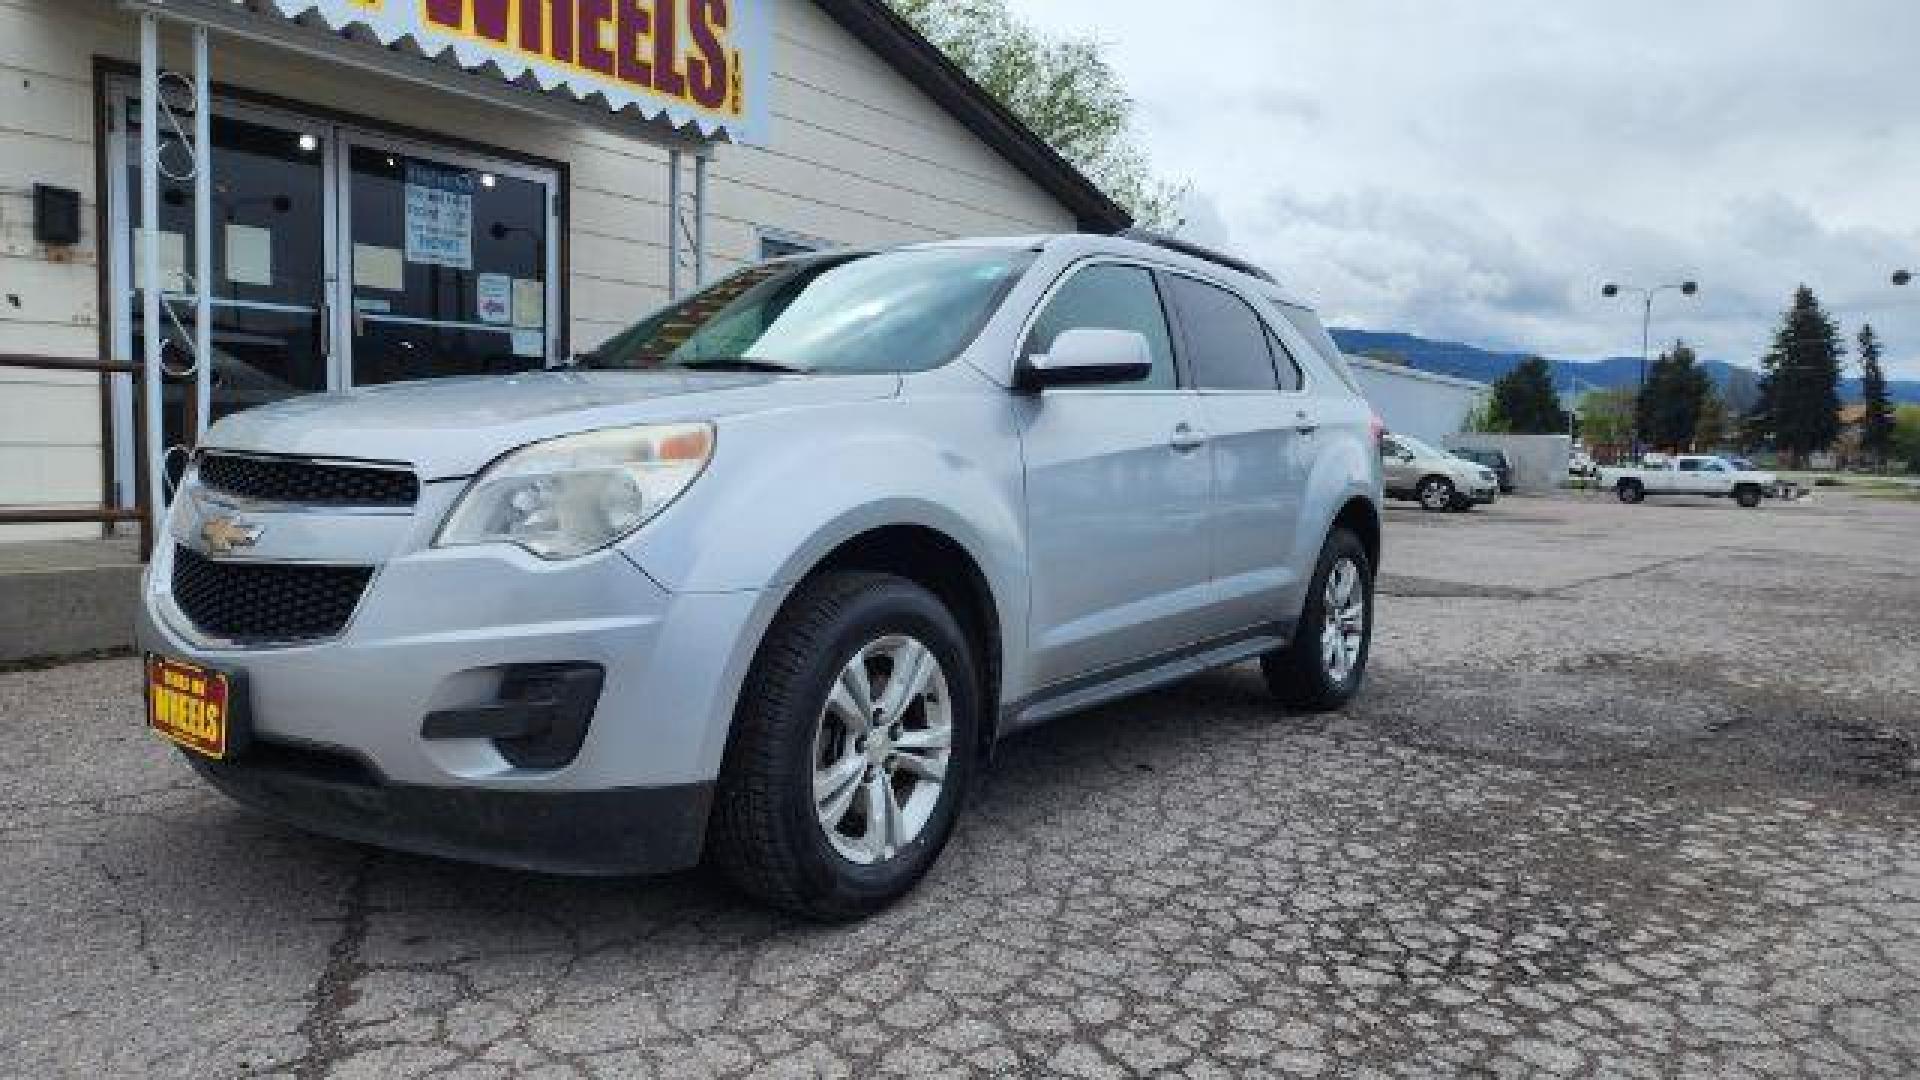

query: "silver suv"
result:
(139, 232), (1384, 919)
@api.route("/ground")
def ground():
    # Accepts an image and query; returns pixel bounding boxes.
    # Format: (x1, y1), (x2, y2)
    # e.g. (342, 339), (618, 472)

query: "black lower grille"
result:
(197, 453), (419, 507)
(171, 546), (374, 643)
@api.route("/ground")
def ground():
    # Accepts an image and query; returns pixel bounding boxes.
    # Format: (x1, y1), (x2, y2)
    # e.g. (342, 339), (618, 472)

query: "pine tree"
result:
(1749, 286), (1844, 465)
(1858, 324), (1895, 469)
(1636, 340), (1713, 451)
(1488, 356), (1570, 434)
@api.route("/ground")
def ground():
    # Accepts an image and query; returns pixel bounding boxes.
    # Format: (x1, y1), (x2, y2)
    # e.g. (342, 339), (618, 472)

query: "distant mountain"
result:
(1328, 327), (1920, 405)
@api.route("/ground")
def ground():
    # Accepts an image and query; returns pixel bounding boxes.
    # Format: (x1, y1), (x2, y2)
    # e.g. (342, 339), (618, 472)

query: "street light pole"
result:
(1602, 279), (1699, 456)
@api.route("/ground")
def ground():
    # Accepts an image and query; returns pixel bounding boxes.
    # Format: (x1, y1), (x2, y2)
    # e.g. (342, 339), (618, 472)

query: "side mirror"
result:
(1018, 327), (1152, 392)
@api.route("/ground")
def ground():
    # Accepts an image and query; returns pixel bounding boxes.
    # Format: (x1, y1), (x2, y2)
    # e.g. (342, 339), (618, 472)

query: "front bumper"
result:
(140, 535), (776, 874)
(187, 748), (711, 875)
(1468, 482), (1499, 504)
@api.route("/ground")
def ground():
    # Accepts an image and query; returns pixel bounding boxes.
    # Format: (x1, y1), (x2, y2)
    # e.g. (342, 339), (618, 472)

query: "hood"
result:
(204, 369), (902, 479)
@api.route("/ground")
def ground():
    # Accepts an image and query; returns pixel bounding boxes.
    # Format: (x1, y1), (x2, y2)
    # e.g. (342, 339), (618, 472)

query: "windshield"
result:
(579, 247), (1033, 374)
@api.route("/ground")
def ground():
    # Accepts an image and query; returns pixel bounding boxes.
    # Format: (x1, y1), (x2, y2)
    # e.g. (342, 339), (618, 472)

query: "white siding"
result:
(0, 0), (1081, 541)
(1348, 355), (1490, 447)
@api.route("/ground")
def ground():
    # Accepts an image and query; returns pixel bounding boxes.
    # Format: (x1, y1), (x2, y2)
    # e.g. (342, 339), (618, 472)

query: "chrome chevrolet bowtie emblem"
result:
(200, 514), (262, 555)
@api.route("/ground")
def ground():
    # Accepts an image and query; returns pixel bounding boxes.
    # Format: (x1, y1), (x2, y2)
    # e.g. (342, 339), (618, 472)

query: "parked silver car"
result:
(139, 232), (1384, 919)
(1380, 433), (1499, 511)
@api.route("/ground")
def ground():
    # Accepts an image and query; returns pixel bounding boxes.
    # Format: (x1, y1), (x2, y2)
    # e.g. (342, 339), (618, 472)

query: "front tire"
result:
(1617, 479), (1645, 504)
(709, 573), (978, 921)
(1417, 477), (1456, 512)
(1262, 528), (1373, 712)
(1735, 485), (1762, 508)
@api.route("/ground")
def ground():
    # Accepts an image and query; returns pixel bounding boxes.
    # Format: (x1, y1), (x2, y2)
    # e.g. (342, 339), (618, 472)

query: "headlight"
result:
(436, 423), (714, 559)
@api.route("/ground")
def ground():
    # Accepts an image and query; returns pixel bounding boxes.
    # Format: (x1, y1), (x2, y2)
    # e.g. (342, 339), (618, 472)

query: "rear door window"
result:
(1164, 275), (1278, 392)
(1266, 329), (1304, 393)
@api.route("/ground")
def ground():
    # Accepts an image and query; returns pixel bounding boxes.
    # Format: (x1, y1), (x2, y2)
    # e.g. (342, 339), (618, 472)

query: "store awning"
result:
(120, 0), (770, 147)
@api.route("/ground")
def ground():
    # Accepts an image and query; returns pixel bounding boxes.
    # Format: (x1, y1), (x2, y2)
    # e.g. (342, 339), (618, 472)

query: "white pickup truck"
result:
(1600, 454), (1779, 508)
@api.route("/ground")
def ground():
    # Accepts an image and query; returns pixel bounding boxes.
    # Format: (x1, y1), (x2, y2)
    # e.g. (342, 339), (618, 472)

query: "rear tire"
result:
(1735, 485), (1762, 508)
(1617, 479), (1645, 504)
(709, 573), (978, 921)
(1417, 477), (1455, 512)
(1263, 528), (1373, 712)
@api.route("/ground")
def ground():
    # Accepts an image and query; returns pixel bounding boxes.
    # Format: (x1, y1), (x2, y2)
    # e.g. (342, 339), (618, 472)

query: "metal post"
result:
(1634, 292), (1652, 456)
(139, 14), (165, 524)
(192, 26), (212, 442)
(666, 148), (682, 299)
(693, 153), (707, 289)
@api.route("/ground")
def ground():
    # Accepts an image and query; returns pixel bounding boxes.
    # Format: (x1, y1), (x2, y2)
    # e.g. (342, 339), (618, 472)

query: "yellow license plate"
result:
(146, 654), (232, 759)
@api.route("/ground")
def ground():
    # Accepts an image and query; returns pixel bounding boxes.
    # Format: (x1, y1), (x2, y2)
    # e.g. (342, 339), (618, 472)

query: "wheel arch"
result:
(1329, 496), (1381, 576)
(797, 523), (1005, 754)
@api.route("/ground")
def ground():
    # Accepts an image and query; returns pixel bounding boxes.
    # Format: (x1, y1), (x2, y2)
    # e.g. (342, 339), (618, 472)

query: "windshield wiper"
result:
(676, 358), (813, 374)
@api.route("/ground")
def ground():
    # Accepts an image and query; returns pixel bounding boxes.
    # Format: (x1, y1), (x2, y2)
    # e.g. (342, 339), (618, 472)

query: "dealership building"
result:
(0, 0), (1127, 544)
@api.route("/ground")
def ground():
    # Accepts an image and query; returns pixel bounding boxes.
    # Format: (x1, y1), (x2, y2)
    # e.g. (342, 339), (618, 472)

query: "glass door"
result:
(115, 96), (335, 489)
(339, 135), (558, 384)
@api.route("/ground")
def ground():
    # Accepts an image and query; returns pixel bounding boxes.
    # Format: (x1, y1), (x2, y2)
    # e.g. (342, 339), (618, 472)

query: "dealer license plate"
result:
(146, 653), (233, 759)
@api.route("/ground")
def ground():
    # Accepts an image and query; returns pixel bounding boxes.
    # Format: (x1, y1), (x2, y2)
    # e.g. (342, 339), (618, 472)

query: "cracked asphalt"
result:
(4, 489), (1918, 1078)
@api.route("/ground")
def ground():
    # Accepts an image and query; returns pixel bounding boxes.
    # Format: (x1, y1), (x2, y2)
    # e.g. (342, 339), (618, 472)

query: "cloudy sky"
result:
(1008, 0), (1920, 378)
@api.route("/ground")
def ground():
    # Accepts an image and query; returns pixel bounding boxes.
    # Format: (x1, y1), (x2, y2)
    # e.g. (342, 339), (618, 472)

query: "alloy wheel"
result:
(1320, 557), (1366, 684)
(812, 634), (953, 865)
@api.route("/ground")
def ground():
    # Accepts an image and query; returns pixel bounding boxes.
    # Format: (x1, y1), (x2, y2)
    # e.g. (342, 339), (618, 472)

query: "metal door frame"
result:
(105, 74), (338, 504)
(332, 126), (563, 380)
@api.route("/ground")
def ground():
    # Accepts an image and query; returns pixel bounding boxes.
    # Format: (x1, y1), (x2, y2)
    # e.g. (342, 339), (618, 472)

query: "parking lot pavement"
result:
(4, 492), (1917, 1079)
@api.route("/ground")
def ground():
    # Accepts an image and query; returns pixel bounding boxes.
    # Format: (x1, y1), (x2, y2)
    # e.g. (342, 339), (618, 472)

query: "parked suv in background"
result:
(139, 232), (1383, 919)
(1453, 447), (1515, 494)
(1380, 433), (1499, 510)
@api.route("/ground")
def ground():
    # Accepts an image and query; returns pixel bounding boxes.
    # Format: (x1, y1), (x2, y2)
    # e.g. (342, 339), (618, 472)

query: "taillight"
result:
(1368, 413), (1386, 445)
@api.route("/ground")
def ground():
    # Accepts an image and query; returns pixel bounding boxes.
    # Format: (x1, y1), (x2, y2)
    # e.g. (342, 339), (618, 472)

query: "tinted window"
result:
(1678, 459), (1704, 472)
(1166, 275), (1277, 391)
(1024, 264), (1176, 389)
(1266, 328), (1303, 392)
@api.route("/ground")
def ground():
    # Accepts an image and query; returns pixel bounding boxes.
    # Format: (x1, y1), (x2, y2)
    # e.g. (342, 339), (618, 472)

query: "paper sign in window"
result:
(224, 224), (274, 286)
(511, 278), (545, 329)
(511, 328), (545, 360)
(402, 162), (473, 270)
(353, 244), (405, 292)
(477, 273), (512, 324)
(134, 230), (187, 292)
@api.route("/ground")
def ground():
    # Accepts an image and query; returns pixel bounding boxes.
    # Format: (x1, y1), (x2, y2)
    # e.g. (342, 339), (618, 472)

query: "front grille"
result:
(171, 546), (374, 643)
(197, 453), (419, 507)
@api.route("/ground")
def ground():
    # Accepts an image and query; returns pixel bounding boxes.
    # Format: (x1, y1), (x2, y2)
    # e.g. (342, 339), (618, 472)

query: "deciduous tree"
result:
(887, 0), (1184, 227)
(1578, 387), (1636, 453)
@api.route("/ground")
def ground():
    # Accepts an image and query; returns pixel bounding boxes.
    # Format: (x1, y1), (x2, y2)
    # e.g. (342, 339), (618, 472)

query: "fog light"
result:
(421, 663), (604, 770)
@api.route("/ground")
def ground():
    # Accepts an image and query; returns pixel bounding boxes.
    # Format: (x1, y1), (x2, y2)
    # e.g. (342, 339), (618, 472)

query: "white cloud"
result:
(1009, 0), (1920, 378)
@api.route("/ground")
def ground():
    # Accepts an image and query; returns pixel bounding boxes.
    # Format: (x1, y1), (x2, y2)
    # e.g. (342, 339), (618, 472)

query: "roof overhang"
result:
(118, 0), (771, 151)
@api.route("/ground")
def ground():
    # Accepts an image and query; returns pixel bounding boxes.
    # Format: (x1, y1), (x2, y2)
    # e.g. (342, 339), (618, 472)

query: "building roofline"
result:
(810, 0), (1134, 233)
(1343, 354), (1491, 392)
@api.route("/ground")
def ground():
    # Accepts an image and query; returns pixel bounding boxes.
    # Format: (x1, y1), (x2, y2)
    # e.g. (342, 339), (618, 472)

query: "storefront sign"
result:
(269, 0), (770, 143)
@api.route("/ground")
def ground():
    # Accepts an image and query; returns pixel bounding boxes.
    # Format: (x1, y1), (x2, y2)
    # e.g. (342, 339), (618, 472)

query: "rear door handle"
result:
(1169, 423), (1208, 452)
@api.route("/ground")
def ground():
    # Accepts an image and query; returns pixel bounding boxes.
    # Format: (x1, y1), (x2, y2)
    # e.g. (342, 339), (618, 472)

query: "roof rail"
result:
(1115, 228), (1276, 284)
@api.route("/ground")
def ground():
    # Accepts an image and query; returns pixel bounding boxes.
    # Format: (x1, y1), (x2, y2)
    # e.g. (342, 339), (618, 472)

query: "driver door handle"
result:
(1294, 410), (1319, 435)
(1169, 423), (1209, 452)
